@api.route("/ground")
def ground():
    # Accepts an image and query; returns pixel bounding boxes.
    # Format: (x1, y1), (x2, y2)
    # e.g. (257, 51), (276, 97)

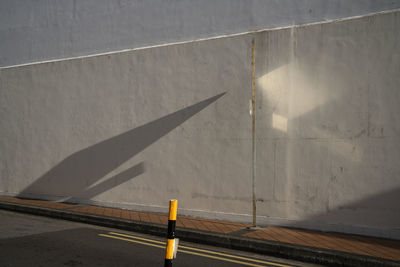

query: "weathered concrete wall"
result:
(0, 34), (254, 220)
(1, 10), (399, 239)
(254, 10), (400, 238)
(2, 0), (400, 67)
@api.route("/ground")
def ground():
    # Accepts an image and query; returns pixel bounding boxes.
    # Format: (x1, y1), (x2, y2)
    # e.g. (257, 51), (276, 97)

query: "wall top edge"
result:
(1, 8), (399, 71)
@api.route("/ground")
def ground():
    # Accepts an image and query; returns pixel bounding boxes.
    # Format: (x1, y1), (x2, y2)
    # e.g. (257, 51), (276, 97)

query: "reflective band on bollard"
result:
(165, 200), (178, 267)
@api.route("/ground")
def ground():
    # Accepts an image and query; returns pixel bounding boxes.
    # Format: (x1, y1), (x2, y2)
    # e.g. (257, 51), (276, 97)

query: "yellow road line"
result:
(100, 233), (265, 267)
(103, 232), (291, 267)
(178, 249), (268, 267)
(109, 232), (165, 244)
(99, 234), (165, 249)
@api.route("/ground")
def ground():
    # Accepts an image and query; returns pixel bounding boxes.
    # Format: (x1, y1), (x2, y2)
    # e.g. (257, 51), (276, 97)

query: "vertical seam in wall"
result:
(251, 38), (257, 226)
(273, 140), (277, 201)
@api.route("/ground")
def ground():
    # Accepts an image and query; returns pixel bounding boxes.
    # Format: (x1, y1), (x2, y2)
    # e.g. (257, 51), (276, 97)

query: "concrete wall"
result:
(2, 0), (400, 67)
(0, 33), (254, 219)
(254, 10), (400, 238)
(1, 10), (399, 239)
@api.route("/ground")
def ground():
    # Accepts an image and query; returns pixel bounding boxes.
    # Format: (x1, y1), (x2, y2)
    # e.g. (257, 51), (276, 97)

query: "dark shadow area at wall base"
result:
(294, 187), (400, 241)
(18, 92), (226, 201)
(64, 162), (146, 202)
(0, 201), (398, 267)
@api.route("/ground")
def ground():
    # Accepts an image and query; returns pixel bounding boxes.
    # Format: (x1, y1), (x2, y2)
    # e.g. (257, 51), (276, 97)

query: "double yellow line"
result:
(99, 232), (292, 267)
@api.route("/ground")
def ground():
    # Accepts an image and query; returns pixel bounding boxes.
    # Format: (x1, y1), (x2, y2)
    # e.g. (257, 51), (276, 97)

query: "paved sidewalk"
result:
(0, 196), (399, 266)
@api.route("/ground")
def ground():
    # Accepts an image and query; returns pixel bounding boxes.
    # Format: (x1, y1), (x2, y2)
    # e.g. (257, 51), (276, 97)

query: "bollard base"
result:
(164, 259), (172, 267)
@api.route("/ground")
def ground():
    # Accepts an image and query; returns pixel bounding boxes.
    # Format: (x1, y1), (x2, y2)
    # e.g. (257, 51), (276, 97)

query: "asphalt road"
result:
(0, 210), (322, 267)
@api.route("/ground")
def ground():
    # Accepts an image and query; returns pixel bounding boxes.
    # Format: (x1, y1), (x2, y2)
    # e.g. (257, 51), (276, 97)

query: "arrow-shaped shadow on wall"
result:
(19, 92), (226, 201)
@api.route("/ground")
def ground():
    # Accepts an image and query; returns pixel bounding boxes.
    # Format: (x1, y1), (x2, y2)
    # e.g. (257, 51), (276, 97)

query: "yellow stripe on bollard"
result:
(168, 200), (178, 221)
(165, 238), (175, 260)
(165, 199), (178, 267)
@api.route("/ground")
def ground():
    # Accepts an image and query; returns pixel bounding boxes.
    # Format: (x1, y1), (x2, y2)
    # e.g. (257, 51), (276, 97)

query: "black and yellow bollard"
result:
(164, 199), (178, 267)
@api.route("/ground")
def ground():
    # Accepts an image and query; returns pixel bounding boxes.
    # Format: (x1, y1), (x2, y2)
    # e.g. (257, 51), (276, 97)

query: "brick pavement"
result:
(0, 196), (399, 262)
